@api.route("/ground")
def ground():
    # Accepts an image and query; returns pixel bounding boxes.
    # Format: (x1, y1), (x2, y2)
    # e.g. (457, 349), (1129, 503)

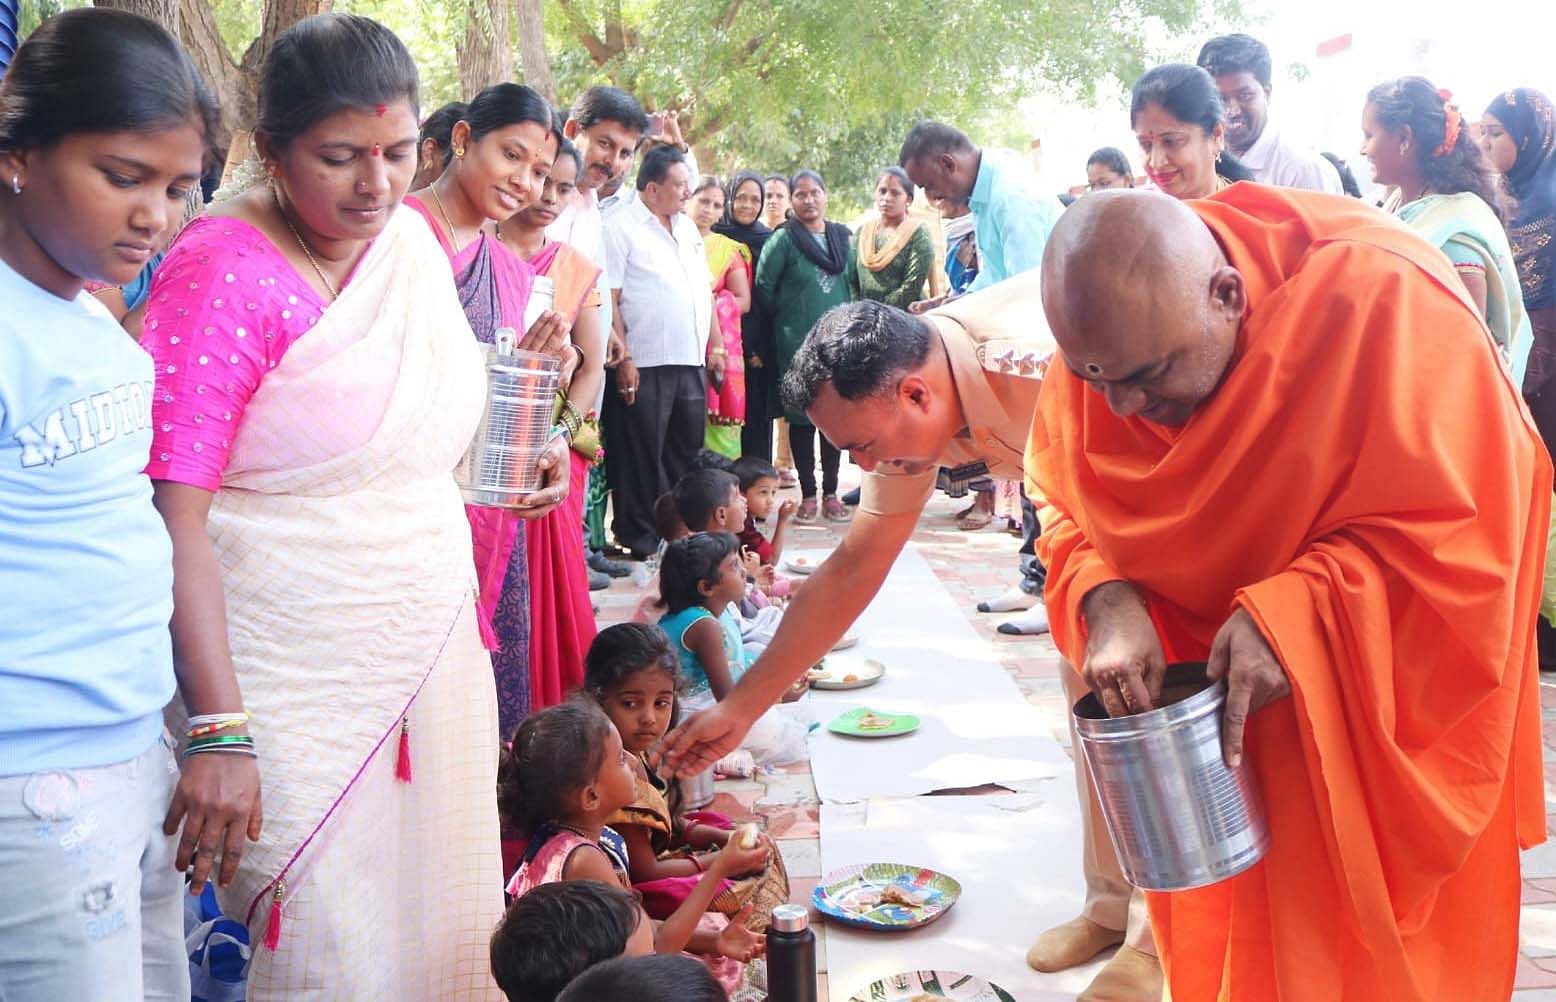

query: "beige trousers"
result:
(774, 418), (794, 470)
(1061, 662), (1156, 955)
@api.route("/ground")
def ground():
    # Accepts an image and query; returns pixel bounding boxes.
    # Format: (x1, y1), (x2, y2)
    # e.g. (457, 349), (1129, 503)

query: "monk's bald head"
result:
(1041, 189), (1245, 426)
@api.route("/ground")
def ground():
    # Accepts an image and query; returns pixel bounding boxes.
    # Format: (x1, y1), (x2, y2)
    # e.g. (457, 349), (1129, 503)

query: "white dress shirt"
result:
(604, 197), (711, 369)
(1239, 120), (1343, 194)
(546, 187), (612, 410)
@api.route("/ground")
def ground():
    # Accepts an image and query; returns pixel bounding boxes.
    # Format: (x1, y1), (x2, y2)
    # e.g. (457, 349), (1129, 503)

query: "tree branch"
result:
(717, 0), (743, 32)
(554, 0), (615, 65)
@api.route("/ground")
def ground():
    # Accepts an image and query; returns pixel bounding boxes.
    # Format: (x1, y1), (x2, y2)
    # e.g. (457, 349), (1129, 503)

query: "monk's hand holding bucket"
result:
(1206, 608), (1291, 769)
(1080, 580), (1167, 718)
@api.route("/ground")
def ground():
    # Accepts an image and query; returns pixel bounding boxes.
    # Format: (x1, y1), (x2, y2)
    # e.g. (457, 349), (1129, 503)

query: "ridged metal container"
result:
(678, 767), (715, 811)
(455, 329), (561, 507)
(1073, 662), (1270, 891)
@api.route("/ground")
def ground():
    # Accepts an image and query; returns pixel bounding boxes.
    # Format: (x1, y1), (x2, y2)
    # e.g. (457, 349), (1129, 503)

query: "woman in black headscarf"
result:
(1482, 89), (1556, 421)
(714, 170), (776, 460)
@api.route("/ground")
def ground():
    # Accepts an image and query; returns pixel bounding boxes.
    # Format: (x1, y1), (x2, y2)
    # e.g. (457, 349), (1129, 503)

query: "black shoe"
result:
(599, 542), (635, 561)
(588, 551), (631, 578)
(841, 487), (861, 506)
(587, 568), (611, 591)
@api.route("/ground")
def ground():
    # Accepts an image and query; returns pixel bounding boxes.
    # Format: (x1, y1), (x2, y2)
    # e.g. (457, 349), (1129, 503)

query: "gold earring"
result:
(454, 147), (466, 158)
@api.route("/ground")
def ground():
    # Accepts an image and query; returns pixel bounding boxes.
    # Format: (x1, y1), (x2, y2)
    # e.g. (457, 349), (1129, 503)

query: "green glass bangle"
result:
(187, 734), (255, 749)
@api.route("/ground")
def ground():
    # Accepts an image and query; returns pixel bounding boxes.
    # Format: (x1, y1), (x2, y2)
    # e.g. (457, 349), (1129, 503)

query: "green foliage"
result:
(543, 0), (1240, 208)
(18, 0), (72, 40)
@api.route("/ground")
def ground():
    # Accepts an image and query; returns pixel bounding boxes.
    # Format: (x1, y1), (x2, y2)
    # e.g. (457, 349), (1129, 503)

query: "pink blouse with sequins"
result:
(140, 216), (328, 490)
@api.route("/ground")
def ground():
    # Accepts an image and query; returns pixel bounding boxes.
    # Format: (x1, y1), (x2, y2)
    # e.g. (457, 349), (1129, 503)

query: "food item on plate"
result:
(857, 711), (894, 730)
(880, 884), (926, 908)
(793, 556), (809, 566)
(806, 663), (829, 681)
(846, 890), (883, 913)
(842, 673), (860, 683)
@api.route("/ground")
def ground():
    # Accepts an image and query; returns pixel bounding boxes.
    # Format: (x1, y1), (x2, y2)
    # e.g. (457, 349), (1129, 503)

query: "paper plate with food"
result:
(827, 706), (917, 737)
(813, 862), (962, 931)
(807, 655), (885, 691)
(783, 554), (821, 575)
(846, 970), (1014, 1001)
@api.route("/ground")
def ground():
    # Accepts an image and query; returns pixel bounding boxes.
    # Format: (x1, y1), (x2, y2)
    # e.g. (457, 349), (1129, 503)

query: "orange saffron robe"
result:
(1029, 183), (1550, 1001)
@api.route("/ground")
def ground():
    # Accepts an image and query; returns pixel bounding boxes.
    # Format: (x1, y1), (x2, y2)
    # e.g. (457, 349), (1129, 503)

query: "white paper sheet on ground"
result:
(819, 795), (1110, 1002)
(803, 544), (1068, 802)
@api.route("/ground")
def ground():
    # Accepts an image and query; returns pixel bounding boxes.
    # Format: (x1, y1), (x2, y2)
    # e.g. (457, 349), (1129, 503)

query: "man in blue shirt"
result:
(899, 120), (1059, 637)
(900, 121), (1061, 294)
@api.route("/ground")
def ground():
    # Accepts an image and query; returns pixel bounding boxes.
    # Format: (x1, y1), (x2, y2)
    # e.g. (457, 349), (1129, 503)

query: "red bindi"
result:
(370, 144), (382, 157)
(375, 103), (387, 117)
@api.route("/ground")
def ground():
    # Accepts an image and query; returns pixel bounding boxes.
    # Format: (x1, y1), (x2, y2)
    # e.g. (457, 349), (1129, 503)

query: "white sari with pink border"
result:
(171, 206), (503, 1000)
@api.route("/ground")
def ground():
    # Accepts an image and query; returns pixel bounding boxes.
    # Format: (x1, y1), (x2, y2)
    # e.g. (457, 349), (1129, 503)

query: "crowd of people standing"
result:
(3, 5), (1556, 1002)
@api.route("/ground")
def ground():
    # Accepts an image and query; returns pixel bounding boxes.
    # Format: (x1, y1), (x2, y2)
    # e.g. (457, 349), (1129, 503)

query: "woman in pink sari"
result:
(495, 137), (606, 713)
(689, 174), (751, 458)
(405, 82), (576, 737)
(140, 15), (523, 999)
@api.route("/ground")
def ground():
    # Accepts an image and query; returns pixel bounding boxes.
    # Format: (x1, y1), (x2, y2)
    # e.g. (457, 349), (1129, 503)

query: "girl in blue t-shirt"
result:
(0, 9), (225, 1001)
(657, 533), (750, 708)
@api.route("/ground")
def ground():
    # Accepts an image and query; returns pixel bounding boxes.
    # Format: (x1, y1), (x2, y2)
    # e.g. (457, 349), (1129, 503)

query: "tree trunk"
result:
(172, 0), (327, 170)
(93, 0), (180, 33)
(513, 0), (553, 104)
(456, 0), (511, 100)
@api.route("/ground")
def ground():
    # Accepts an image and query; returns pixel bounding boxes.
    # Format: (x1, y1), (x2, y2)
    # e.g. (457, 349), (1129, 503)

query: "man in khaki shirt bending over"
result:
(656, 280), (1046, 763)
(660, 272), (1160, 1001)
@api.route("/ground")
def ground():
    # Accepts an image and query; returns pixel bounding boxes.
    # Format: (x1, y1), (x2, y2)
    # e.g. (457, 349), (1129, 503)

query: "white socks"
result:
(997, 603), (1051, 636)
(977, 584), (1038, 614)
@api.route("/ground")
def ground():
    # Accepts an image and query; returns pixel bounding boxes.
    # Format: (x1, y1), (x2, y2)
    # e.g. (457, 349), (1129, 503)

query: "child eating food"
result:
(583, 624), (790, 929)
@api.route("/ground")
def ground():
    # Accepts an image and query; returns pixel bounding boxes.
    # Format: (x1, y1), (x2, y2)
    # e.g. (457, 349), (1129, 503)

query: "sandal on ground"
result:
(957, 509), (994, 531)
(795, 497), (819, 523)
(778, 467), (800, 488)
(822, 495), (850, 522)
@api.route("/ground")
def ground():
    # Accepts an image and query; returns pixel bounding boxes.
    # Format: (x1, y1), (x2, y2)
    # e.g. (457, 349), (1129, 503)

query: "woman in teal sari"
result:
(1362, 77), (1532, 381)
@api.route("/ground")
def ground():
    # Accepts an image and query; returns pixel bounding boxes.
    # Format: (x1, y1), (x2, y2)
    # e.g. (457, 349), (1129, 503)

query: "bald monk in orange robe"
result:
(1029, 184), (1549, 1001)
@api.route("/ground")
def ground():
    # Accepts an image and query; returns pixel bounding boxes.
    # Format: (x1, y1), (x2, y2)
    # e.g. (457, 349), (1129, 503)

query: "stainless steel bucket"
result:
(678, 767), (715, 811)
(1073, 662), (1270, 891)
(455, 330), (561, 508)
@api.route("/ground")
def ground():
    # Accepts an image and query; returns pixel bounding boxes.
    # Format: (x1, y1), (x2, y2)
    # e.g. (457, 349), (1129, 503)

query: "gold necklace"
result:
(429, 183), (468, 254)
(271, 184), (339, 301)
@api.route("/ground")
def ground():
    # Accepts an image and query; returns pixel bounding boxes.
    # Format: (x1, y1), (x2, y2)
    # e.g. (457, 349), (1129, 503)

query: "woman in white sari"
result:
(140, 14), (548, 999)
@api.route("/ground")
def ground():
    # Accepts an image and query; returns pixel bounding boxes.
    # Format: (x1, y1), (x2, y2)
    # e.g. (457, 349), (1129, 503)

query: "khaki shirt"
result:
(859, 270), (1055, 517)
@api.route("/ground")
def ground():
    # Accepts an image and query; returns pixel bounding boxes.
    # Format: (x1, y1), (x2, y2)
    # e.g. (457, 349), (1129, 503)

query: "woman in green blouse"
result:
(847, 166), (934, 310)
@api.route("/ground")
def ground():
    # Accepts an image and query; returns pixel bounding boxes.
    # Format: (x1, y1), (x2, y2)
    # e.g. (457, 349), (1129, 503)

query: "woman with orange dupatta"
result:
(1031, 185), (1549, 1002)
(406, 82), (574, 738)
(689, 174), (751, 459)
(846, 166), (934, 310)
(496, 137), (605, 712)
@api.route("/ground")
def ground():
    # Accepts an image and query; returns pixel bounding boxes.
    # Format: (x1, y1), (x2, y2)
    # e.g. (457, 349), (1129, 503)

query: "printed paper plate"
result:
(848, 970), (1015, 1001)
(827, 706), (918, 737)
(807, 655), (885, 691)
(813, 862), (961, 931)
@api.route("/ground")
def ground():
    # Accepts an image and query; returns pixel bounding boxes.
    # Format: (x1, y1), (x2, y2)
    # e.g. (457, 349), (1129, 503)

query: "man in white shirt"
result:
(545, 86), (649, 571)
(1197, 33), (1343, 194)
(602, 145), (715, 558)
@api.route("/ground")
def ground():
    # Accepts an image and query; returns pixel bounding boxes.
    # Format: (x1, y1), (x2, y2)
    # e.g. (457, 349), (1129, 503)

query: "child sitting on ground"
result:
(672, 469), (787, 656)
(489, 880), (653, 1002)
(731, 456), (797, 569)
(658, 534), (809, 765)
(558, 955), (727, 1002)
(584, 624), (790, 928)
(499, 701), (769, 991)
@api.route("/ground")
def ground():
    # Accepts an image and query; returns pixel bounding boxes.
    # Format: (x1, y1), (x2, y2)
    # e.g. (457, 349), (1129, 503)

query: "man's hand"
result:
(1205, 607), (1291, 768)
(653, 701), (756, 778)
(605, 328), (627, 367)
(615, 359), (640, 406)
(707, 353), (727, 387)
(1080, 581), (1167, 717)
(748, 354), (764, 370)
